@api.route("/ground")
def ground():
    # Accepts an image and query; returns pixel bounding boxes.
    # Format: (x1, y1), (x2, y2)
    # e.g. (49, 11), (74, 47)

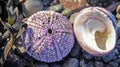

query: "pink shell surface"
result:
(22, 11), (74, 62)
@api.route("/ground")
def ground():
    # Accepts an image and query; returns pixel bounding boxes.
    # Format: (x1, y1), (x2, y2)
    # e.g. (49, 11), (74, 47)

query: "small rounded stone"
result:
(86, 61), (94, 67)
(34, 62), (49, 67)
(83, 52), (93, 61)
(70, 42), (81, 58)
(63, 58), (79, 67)
(116, 4), (120, 19)
(62, 8), (74, 17)
(60, 0), (89, 10)
(22, 0), (43, 17)
(69, 12), (79, 24)
(79, 59), (86, 67)
(95, 61), (105, 67)
(0, 5), (2, 14)
(108, 61), (119, 67)
(102, 51), (115, 62)
(48, 4), (63, 12)
(50, 62), (62, 67)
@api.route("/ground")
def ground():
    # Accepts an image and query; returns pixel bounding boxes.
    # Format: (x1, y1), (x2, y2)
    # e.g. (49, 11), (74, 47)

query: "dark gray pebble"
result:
(63, 58), (79, 67)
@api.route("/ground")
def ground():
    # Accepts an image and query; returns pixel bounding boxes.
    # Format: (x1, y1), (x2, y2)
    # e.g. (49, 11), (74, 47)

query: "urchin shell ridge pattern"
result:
(22, 11), (74, 62)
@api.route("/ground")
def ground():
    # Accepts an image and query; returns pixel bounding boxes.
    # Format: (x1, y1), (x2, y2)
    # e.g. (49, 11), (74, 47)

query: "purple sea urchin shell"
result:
(22, 11), (74, 62)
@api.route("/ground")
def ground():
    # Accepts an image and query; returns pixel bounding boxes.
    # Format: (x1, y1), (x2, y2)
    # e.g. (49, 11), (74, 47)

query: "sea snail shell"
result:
(74, 7), (117, 56)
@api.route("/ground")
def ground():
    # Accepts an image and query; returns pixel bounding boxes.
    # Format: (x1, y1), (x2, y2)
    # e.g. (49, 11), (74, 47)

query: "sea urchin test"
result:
(74, 7), (117, 56)
(22, 11), (74, 62)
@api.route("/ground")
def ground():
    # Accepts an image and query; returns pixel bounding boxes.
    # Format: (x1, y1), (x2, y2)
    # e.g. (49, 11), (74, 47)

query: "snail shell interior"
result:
(74, 7), (117, 56)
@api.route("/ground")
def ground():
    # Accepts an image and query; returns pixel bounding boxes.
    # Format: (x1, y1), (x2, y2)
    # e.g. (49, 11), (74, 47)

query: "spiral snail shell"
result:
(74, 7), (117, 56)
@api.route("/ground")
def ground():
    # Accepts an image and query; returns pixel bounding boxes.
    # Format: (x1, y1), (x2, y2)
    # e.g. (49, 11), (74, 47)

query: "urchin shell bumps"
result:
(22, 11), (74, 62)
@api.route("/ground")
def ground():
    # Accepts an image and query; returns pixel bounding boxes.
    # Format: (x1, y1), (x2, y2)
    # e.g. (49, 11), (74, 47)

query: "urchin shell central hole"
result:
(48, 29), (52, 34)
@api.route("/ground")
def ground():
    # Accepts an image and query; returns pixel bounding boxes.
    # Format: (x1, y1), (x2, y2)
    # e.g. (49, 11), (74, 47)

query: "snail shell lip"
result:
(74, 7), (117, 56)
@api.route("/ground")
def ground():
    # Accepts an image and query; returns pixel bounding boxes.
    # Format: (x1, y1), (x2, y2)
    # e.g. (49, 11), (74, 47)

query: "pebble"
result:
(86, 61), (94, 67)
(63, 58), (79, 67)
(116, 39), (120, 45)
(86, 0), (99, 6)
(117, 20), (120, 38)
(106, 2), (119, 12)
(94, 56), (102, 61)
(118, 55), (120, 58)
(50, 62), (62, 67)
(70, 43), (81, 58)
(69, 12), (79, 24)
(95, 61), (105, 67)
(108, 61), (119, 67)
(0, 32), (2, 36)
(34, 62), (49, 67)
(60, 0), (89, 10)
(50, 0), (59, 6)
(109, 61), (118, 67)
(83, 52), (93, 61)
(79, 59), (86, 67)
(18, 46), (26, 53)
(16, 59), (26, 67)
(113, 49), (119, 55)
(116, 58), (120, 63)
(62, 8), (74, 17)
(41, 0), (52, 6)
(48, 4), (63, 12)
(116, 4), (120, 19)
(102, 51), (115, 62)
(0, 5), (2, 14)
(22, 0), (43, 17)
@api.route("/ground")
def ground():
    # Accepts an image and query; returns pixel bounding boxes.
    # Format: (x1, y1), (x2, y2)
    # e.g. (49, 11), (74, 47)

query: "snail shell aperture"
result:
(74, 7), (117, 56)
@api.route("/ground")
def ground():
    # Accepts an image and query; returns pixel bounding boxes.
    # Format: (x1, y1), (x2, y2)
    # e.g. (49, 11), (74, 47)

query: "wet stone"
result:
(108, 61), (119, 67)
(0, 5), (2, 14)
(94, 56), (102, 61)
(62, 8), (74, 17)
(63, 58), (79, 67)
(117, 20), (120, 38)
(0, 32), (2, 37)
(60, 0), (89, 10)
(106, 2), (119, 12)
(116, 39), (120, 45)
(48, 4), (63, 12)
(16, 59), (26, 67)
(50, 62), (62, 67)
(83, 52), (93, 61)
(34, 62), (49, 67)
(106, 62), (119, 67)
(41, 0), (52, 6)
(118, 55), (120, 58)
(50, 0), (59, 6)
(95, 61), (105, 67)
(113, 49), (119, 55)
(69, 12), (79, 24)
(70, 42), (81, 58)
(18, 46), (26, 53)
(102, 51), (115, 62)
(86, 61), (94, 67)
(79, 59), (86, 67)
(116, 58), (120, 63)
(86, 0), (99, 6)
(22, 0), (43, 17)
